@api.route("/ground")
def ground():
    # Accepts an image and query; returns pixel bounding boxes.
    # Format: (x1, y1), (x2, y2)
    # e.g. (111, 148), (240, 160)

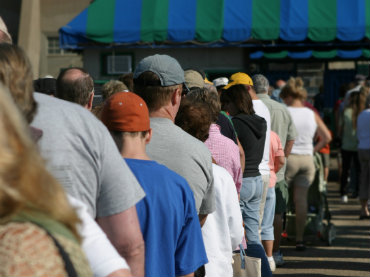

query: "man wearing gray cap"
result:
(133, 54), (215, 225)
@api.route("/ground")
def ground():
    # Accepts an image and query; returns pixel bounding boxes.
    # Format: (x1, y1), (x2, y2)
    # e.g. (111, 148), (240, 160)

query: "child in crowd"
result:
(262, 131), (285, 271)
(101, 91), (208, 277)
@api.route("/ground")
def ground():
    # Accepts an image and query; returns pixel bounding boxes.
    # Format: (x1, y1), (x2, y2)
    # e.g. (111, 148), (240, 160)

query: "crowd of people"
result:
(0, 17), (370, 277)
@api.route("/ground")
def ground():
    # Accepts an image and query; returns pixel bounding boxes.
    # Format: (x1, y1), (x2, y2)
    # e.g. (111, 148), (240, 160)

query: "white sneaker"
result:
(273, 251), (285, 267)
(267, 256), (276, 272)
(341, 195), (348, 203)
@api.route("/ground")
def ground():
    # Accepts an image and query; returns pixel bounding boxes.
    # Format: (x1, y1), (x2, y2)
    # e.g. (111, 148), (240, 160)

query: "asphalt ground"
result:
(273, 155), (370, 277)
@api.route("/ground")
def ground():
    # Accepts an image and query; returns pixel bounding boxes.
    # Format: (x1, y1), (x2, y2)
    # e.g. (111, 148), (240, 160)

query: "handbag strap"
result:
(239, 244), (246, 269)
(14, 220), (79, 277)
(45, 228), (79, 277)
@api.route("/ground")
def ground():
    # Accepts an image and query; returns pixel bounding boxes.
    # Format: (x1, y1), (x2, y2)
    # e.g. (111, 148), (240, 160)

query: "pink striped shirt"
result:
(205, 124), (242, 193)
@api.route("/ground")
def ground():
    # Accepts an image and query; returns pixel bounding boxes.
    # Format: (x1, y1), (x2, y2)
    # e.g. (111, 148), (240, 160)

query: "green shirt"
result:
(258, 94), (298, 181)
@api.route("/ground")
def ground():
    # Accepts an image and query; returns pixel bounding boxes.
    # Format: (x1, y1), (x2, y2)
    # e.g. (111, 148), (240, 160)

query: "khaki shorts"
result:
(285, 154), (315, 188)
(320, 152), (330, 168)
(275, 179), (289, 214)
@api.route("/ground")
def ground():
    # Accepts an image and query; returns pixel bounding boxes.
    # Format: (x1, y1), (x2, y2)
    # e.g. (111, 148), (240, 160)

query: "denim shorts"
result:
(261, 187), (276, 241)
(239, 175), (263, 244)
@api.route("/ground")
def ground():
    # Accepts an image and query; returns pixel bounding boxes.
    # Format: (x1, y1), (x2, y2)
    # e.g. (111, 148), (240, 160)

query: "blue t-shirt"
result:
(125, 158), (208, 277)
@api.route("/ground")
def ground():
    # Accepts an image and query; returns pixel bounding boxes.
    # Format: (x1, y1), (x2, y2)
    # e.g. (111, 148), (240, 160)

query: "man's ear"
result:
(87, 91), (94, 110)
(171, 87), (181, 106)
(145, 128), (152, 144)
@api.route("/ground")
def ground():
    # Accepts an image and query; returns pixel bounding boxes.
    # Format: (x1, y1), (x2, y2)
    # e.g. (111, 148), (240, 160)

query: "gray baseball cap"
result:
(134, 54), (185, 86)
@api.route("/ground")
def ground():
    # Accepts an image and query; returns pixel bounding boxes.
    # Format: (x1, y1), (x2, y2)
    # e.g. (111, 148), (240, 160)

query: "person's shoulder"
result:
(33, 93), (109, 133)
(212, 164), (235, 189)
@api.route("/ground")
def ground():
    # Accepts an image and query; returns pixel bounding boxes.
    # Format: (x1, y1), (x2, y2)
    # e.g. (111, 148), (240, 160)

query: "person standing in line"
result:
(175, 97), (244, 277)
(183, 85), (242, 195)
(252, 74), (297, 267)
(357, 93), (370, 219)
(133, 54), (215, 225)
(224, 73), (271, 238)
(101, 92), (208, 277)
(338, 91), (366, 203)
(280, 77), (331, 251)
(221, 84), (272, 277)
(0, 43), (145, 276)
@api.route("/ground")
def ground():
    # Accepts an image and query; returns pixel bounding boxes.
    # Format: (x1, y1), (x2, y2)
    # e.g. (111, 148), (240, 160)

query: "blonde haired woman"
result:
(280, 77), (331, 251)
(0, 83), (91, 276)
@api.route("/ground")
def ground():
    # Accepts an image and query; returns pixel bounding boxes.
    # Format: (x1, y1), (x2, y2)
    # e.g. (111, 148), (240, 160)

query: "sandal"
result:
(295, 241), (306, 251)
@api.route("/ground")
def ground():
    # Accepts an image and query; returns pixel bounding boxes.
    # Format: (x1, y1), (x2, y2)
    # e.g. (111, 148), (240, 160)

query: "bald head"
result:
(56, 67), (94, 109)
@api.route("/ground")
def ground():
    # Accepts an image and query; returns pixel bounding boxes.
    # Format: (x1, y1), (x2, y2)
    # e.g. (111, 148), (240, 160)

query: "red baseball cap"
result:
(101, 91), (150, 132)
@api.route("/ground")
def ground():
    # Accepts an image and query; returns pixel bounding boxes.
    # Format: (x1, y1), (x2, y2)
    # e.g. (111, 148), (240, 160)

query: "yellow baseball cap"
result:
(223, 72), (253, 89)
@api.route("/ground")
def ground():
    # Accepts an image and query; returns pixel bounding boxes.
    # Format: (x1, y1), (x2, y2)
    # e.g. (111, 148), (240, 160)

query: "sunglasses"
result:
(182, 83), (190, 96)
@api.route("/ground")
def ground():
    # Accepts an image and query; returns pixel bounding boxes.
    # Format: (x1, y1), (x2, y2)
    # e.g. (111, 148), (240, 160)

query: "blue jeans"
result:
(261, 187), (276, 241)
(239, 176), (263, 244)
(240, 176), (272, 277)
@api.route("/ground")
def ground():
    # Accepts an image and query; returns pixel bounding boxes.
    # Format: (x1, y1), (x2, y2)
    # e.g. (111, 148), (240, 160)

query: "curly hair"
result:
(0, 43), (36, 123)
(280, 77), (307, 100)
(175, 97), (212, 142)
(186, 87), (221, 122)
(101, 80), (128, 101)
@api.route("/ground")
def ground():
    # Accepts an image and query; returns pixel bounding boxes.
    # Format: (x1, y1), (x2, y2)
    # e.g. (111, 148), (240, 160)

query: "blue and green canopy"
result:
(60, 0), (370, 59)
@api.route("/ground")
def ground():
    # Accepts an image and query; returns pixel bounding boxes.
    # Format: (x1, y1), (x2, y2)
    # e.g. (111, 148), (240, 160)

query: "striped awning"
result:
(60, 0), (370, 54)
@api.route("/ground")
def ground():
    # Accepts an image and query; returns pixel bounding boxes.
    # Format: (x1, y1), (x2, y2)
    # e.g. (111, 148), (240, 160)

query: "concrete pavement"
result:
(273, 157), (370, 277)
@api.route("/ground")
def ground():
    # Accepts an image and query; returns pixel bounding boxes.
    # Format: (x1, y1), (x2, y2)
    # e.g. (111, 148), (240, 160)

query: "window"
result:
(48, 37), (72, 55)
(101, 52), (134, 76)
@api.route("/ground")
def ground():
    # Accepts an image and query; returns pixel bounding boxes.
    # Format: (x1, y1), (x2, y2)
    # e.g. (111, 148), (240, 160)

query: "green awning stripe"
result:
(312, 50), (337, 58)
(195, 0), (224, 42)
(141, 0), (169, 42)
(86, 0), (116, 43)
(252, 0), (280, 40)
(363, 49), (370, 58)
(264, 51), (288, 59)
(308, 0), (337, 41)
(366, 0), (370, 38)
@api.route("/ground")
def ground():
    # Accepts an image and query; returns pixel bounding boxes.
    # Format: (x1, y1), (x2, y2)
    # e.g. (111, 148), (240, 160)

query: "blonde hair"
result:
(280, 77), (307, 101)
(0, 44), (36, 123)
(0, 80), (80, 239)
(101, 80), (128, 101)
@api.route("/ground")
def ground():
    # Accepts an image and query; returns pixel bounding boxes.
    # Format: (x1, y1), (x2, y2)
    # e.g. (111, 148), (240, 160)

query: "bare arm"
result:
(284, 140), (294, 158)
(198, 214), (208, 227)
(274, 156), (285, 173)
(313, 113), (332, 153)
(97, 206), (145, 277)
(107, 269), (132, 277)
(237, 138), (245, 173)
(178, 273), (194, 277)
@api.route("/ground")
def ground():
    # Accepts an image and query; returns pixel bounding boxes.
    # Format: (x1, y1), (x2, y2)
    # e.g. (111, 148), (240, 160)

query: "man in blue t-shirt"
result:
(101, 91), (208, 277)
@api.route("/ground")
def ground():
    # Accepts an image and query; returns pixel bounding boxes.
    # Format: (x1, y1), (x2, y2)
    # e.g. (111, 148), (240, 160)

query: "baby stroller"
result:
(285, 152), (336, 246)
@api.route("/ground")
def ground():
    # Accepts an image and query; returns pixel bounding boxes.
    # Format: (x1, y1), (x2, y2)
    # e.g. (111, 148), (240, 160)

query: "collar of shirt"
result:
(256, 94), (270, 101)
(209, 123), (222, 135)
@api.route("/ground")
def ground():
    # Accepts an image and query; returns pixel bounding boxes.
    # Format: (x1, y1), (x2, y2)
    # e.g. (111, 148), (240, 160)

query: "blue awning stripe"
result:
(336, 0), (366, 41)
(337, 49), (363, 58)
(113, 0), (142, 43)
(288, 50), (312, 59)
(167, 0), (197, 42)
(280, 0), (308, 41)
(223, 0), (252, 42)
(60, 9), (88, 48)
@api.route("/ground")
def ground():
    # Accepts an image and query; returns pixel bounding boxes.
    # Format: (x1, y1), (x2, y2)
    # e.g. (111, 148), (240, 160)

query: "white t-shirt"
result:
(253, 99), (271, 176)
(202, 164), (244, 277)
(357, 109), (370, 150)
(68, 195), (129, 277)
(288, 107), (317, 155)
